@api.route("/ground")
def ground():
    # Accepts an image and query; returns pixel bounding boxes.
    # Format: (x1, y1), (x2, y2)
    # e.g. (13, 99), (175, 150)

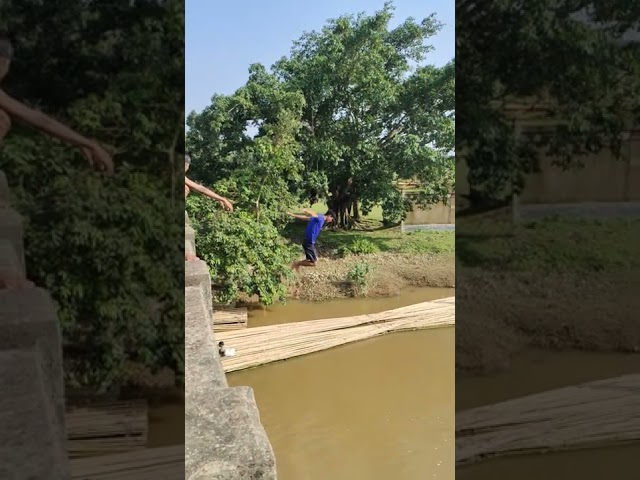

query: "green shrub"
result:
(10, 165), (184, 389)
(346, 261), (371, 297)
(187, 195), (294, 306)
(338, 237), (379, 257)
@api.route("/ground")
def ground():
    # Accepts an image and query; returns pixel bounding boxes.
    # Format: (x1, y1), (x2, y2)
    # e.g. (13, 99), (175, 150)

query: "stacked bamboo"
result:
(212, 307), (248, 331)
(456, 374), (640, 466)
(70, 445), (183, 479)
(65, 400), (148, 458)
(217, 297), (454, 372)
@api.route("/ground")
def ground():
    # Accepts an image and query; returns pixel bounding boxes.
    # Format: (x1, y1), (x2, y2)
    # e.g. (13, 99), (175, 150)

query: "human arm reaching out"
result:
(301, 208), (318, 218)
(185, 177), (234, 211)
(287, 212), (311, 221)
(0, 89), (113, 174)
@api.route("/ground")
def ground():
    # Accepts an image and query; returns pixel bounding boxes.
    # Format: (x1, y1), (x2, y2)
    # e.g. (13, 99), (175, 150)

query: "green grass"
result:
(283, 220), (454, 257)
(288, 200), (453, 258)
(457, 214), (640, 272)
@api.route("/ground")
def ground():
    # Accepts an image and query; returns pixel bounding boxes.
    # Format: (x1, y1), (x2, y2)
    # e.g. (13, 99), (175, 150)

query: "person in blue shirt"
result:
(288, 208), (335, 271)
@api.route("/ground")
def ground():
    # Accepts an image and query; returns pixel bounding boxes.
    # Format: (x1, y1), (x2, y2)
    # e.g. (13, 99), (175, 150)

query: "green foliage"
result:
(347, 260), (371, 296)
(187, 2), (455, 229)
(1, 1), (185, 388)
(186, 195), (294, 306)
(338, 237), (380, 257)
(457, 0), (640, 200)
(381, 189), (412, 225)
(274, 3), (454, 227)
(11, 165), (184, 388)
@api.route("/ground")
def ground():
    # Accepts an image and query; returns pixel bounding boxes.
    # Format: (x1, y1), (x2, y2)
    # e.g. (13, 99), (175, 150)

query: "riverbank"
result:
(283, 224), (455, 301)
(456, 211), (640, 374)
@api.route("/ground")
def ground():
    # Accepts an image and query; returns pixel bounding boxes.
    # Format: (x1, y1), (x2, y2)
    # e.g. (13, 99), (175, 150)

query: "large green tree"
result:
(0, 0), (185, 388)
(456, 0), (640, 203)
(274, 2), (455, 227)
(187, 2), (455, 229)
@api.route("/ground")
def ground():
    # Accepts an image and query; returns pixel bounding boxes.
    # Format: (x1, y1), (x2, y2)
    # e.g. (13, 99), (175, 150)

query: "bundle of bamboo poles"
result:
(217, 297), (454, 372)
(456, 374), (640, 466)
(65, 400), (148, 458)
(70, 445), (183, 480)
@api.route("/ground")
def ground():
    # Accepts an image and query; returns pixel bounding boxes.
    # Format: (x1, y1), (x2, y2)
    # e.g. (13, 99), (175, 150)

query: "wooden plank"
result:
(66, 400), (148, 458)
(70, 445), (183, 479)
(217, 297), (454, 372)
(456, 375), (640, 466)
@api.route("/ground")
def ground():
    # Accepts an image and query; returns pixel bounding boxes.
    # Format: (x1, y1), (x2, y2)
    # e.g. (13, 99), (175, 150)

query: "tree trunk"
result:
(352, 200), (361, 221)
(329, 195), (357, 229)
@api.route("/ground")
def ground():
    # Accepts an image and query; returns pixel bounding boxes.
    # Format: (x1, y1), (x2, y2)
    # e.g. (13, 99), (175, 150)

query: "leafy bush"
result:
(186, 195), (294, 306)
(338, 237), (380, 257)
(346, 260), (371, 297)
(9, 165), (184, 389)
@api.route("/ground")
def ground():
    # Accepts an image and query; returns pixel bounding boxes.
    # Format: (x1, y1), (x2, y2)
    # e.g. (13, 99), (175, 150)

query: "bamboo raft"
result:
(217, 296), (454, 372)
(212, 307), (248, 331)
(66, 400), (148, 458)
(70, 445), (183, 479)
(456, 374), (640, 466)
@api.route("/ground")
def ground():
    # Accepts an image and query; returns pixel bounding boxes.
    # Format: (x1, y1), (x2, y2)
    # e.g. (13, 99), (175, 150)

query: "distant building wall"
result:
(457, 130), (640, 204)
(404, 194), (455, 225)
(520, 134), (640, 203)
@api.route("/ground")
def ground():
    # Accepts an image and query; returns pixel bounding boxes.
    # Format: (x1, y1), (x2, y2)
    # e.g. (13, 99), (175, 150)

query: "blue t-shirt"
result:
(304, 214), (325, 243)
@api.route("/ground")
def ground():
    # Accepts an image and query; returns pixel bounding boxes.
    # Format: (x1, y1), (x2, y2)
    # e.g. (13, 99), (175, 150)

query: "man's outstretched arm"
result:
(185, 177), (233, 211)
(0, 89), (113, 174)
(301, 208), (318, 218)
(287, 212), (310, 221)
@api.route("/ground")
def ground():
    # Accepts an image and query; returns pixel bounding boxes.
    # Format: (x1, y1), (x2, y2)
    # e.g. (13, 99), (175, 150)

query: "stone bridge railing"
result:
(0, 170), (70, 479)
(185, 212), (277, 479)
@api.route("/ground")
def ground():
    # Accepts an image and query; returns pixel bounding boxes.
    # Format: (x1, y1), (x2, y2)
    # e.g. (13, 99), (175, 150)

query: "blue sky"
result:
(185, 0), (455, 116)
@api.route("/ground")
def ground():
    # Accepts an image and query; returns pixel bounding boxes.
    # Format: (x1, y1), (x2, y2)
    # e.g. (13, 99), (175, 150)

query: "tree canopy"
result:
(187, 2), (455, 228)
(456, 0), (640, 201)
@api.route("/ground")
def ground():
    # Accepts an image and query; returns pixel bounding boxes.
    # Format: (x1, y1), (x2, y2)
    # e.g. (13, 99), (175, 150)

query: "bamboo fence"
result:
(70, 445), (183, 479)
(217, 296), (454, 372)
(456, 374), (640, 466)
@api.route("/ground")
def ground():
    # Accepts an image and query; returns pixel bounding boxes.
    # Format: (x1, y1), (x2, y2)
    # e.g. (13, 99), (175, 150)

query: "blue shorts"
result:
(302, 239), (318, 262)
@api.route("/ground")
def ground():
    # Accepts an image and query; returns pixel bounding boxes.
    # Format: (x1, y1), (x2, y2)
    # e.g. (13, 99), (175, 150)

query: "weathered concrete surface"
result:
(0, 348), (69, 479)
(186, 259), (212, 314)
(185, 286), (227, 389)
(0, 172), (69, 478)
(186, 219), (277, 480)
(0, 287), (66, 448)
(186, 387), (277, 480)
(0, 206), (25, 271)
(0, 170), (8, 202)
(186, 225), (196, 252)
(0, 238), (24, 276)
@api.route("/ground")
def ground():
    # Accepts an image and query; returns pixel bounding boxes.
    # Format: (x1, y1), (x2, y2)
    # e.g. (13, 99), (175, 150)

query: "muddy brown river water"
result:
(229, 287), (455, 480)
(146, 286), (639, 479)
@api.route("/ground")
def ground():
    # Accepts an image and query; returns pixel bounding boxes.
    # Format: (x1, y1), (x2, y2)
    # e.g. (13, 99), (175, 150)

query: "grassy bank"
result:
(455, 210), (640, 374)
(457, 211), (640, 273)
(283, 220), (455, 301)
